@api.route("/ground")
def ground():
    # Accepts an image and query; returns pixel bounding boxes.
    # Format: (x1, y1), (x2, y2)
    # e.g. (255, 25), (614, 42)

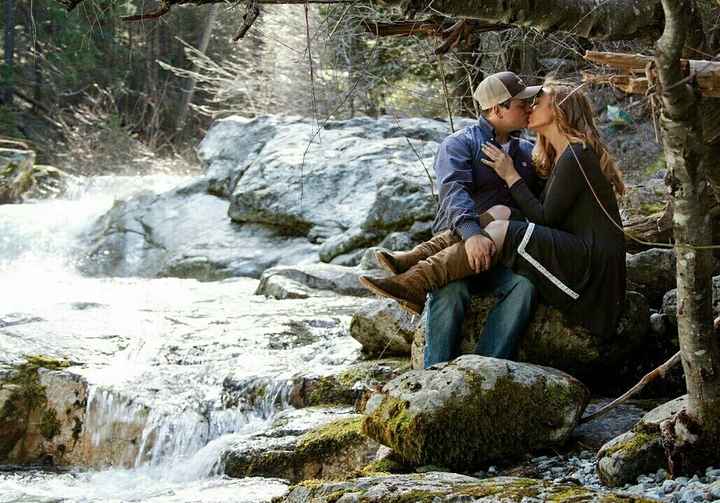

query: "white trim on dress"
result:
(518, 223), (580, 300)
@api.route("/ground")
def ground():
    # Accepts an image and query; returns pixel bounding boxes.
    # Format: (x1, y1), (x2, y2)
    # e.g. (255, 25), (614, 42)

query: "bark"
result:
(656, 0), (720, 474)
(3, 0), (17, 104)
(175, 4), (219, 132)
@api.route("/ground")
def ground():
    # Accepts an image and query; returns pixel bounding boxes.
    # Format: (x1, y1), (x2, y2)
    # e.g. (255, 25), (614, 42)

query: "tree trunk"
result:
(656, 0), (720, 475)
(3, 0), (17, 104)
(176, 4), (219, 132)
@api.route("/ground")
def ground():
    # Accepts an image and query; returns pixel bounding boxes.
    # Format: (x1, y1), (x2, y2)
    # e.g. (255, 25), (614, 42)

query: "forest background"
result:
(0, 0), (647, 176)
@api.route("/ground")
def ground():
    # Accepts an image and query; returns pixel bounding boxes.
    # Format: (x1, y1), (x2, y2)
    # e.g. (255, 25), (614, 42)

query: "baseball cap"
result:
(473, 71), (542, 110)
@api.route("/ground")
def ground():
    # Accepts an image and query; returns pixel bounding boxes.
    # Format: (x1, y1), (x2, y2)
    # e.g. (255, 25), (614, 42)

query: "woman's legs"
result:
(375, 205), (511, 274)
(484, 219), (510, 258)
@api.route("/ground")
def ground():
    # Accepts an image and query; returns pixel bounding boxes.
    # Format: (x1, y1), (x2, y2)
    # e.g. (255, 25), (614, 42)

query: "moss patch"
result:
(0, 356), (71, 460)
(226, 418), (372, 483)
(296, 417), (365, 460)
(602, 430), (660, 458)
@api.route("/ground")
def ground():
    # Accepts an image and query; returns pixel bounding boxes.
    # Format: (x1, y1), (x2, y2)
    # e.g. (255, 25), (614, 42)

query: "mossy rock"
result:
(224, 417), (379, 482)
(0, 148), (36, 204)
(412, 291), (649, 392)
(288, 359), (410, 409)
(362, 355), (588, 470)
(0, 356), (85, 464)
(278, 473), (656, 502)
(596, 396), (686, 487)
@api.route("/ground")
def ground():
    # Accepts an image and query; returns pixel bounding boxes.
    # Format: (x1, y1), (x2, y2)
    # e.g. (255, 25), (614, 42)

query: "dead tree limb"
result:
(579, 351), (682, 424)
(583, 50), (720, 97)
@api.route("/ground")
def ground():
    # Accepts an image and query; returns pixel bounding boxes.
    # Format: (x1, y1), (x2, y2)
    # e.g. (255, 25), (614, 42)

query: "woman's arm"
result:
(484, 143), (587, 226)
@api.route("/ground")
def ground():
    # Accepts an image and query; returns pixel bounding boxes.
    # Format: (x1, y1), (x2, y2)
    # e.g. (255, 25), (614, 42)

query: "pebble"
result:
(664, 480), (678, 493)
(499, 449), (720, 503)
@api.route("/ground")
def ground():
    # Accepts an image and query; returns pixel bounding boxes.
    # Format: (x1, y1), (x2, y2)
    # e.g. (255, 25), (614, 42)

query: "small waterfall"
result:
(81, 374), (298, 478)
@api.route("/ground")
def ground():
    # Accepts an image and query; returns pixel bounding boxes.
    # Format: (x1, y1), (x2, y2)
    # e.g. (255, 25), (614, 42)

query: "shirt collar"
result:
(477, 116), (523, 142)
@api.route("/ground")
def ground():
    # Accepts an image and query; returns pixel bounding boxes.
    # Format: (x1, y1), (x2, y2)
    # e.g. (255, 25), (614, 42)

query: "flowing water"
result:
(0, 176), (364, 502)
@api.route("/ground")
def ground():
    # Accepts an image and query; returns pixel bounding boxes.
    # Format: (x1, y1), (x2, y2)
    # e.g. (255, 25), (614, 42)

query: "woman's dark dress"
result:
(502, 143), (626, 337)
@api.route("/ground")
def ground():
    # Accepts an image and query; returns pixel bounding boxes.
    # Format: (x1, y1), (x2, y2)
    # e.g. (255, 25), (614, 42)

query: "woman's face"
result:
(528, 91), (555, 131)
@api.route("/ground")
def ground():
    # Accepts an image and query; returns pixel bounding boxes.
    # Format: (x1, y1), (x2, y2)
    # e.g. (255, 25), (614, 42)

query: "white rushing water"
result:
(0, 175), (363, 502)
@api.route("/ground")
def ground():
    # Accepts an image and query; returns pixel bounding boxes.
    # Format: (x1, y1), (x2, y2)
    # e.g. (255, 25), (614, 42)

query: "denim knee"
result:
(430, 279), (471, 307)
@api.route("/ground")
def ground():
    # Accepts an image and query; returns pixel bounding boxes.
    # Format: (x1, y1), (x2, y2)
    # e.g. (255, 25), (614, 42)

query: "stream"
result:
(0, 175), (364, 502)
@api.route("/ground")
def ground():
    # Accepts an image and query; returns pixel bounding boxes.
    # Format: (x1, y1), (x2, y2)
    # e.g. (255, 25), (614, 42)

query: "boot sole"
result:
(359, 276), (423, 316)
(375, 251), (401, 275)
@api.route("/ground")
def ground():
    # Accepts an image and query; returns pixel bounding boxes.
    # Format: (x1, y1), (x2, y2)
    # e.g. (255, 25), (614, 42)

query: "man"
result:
(365, 71), (543, 368)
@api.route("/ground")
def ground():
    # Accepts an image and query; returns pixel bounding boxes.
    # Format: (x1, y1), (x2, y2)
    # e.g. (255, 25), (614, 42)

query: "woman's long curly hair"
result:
(533, 82), (625, 195)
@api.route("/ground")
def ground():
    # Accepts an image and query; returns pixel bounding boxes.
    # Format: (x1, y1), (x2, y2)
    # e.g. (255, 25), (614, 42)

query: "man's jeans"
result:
(423, 266), (536, 368)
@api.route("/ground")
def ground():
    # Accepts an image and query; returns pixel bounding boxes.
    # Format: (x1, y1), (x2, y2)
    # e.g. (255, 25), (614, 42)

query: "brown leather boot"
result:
(361, 240), (478, 315)
(375, 213), (494, 274)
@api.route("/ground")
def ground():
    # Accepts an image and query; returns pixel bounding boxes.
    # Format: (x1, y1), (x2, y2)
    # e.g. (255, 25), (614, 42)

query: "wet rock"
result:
(256, 263), (381, 298)
(280, 473), (655, 502)
(0, 357), (87, 466)
(80, 189), (319, 279)
(256, 275), (336, 300)
(597, 395), (687, 487)
(224, 416), (379, 482)
(362, 355), (588, 470)
(222, 359), (409, 411)
(349, 300), (419, 357)
(411, 291), (649, 389)
(663, 276), (720, 325)
(571, 399), (648, 449)
(287, 359), (410, 409)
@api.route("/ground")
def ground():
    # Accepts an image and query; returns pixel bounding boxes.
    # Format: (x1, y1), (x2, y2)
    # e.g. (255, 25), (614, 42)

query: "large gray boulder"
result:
(280, 473), (654, 502)
(80, 188), (319, 278)
(596, 396), (686, 487)
(198, 115), (466, 261)
(362, 355), (588, 470)
(83, 115), (466, 279)
(412, 291), (649, 388)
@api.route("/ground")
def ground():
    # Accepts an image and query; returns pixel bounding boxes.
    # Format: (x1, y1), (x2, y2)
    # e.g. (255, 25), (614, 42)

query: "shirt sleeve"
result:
(509, 145), (586, 226)
(434, 135), (483, 240)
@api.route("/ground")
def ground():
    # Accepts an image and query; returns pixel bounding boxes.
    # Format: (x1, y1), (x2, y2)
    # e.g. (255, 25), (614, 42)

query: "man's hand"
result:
(465, 234), (496, 273)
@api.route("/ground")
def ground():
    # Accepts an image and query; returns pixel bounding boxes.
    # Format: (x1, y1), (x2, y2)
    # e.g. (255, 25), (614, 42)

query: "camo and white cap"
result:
(473, 71), (542, 110)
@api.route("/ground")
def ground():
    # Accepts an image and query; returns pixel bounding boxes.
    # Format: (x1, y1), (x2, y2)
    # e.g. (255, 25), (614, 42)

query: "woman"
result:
(360, 82), (626, 338)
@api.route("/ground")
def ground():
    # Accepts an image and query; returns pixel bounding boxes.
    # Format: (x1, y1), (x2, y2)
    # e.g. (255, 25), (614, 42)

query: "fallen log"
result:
(583, 51), (720, 97)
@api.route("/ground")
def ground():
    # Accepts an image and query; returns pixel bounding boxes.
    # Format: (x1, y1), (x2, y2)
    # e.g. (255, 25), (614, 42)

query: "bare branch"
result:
(579, 351), (682, 424)
(121, 1), (171, 21)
